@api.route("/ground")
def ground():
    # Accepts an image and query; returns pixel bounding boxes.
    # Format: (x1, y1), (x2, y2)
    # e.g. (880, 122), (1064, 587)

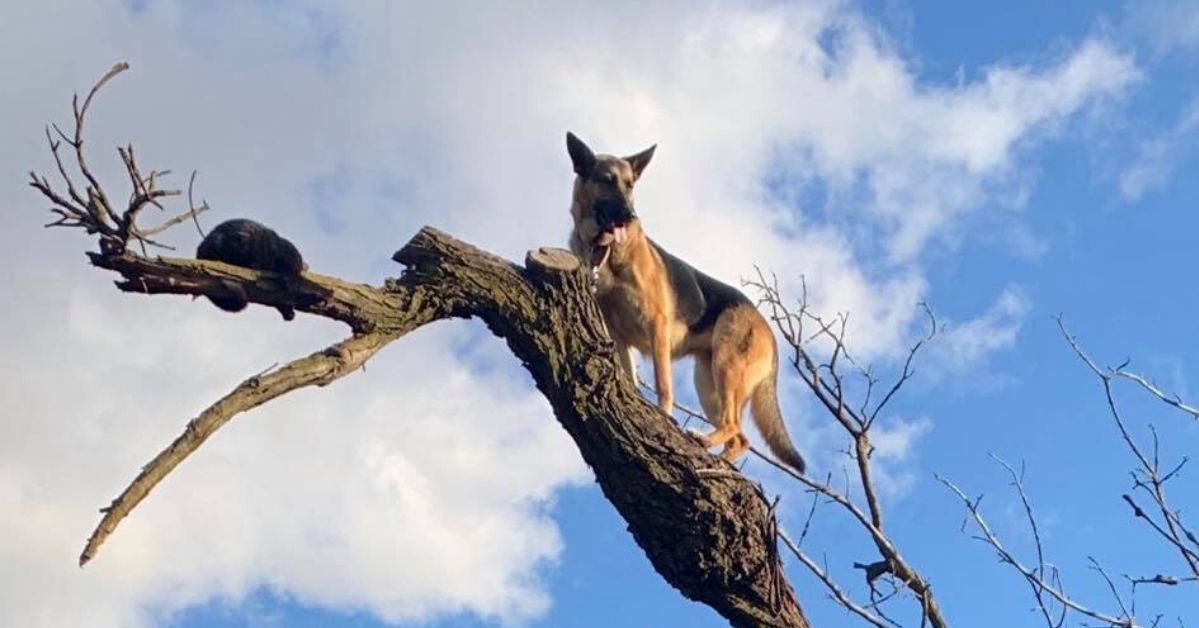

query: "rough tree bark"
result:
(80, 228), (809, 628)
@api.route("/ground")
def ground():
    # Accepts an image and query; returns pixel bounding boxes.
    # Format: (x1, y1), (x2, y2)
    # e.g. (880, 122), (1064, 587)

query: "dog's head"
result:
(566, 131), (656, 264)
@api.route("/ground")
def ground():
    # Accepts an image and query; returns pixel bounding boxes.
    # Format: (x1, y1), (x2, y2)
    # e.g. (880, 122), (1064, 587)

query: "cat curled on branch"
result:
(195, 218), (306, 321)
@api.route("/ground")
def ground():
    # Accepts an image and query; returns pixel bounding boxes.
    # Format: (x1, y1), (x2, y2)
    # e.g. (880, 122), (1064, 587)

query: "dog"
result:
(565, 132), (806, 473)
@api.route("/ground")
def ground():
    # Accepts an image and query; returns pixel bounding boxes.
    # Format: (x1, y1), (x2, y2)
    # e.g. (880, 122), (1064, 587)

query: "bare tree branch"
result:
(743, 268), (949, 628)
(938, 473), (1143, 628)
(70, 62), (128, 224)
(779, 529), (893, 628)
(80, 331), (397, 565)
(991, 456), (1067, 628)
(1090, 557), (1134, 624)
(1058, 318), (1199, 580)
(1129, 575), (1199, 587)
(935, 317), (1197, 628)
(28, 62), (201, 255)
(1109, 372), (1199, 421)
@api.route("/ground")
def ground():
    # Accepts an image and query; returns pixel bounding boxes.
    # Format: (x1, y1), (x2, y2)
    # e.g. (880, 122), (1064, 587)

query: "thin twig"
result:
(746, 267), (948, 628)
(992, 456), (1065, 627)
(1058, 317), (1199, 579)
(778, 528), (893, 628)
(938, 474), (1143, 628)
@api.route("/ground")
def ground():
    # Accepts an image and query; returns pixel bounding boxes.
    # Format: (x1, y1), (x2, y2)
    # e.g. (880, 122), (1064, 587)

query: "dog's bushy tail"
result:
(750, 353), (806, 474)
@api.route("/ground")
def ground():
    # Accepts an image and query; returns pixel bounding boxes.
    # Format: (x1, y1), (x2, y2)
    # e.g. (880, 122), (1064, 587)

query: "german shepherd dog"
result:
(565, 132), (806, 473)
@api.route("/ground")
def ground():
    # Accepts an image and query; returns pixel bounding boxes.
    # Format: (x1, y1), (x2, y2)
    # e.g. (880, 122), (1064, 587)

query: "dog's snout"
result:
(594, 198), (635, 228)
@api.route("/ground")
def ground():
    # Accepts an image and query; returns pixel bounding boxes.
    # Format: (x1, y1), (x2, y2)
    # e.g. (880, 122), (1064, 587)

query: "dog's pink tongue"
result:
(614, 226), (628, 243)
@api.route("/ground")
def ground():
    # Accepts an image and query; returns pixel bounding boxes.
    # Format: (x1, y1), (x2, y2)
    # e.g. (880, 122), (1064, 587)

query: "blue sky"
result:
(1, 1), (1197, 627)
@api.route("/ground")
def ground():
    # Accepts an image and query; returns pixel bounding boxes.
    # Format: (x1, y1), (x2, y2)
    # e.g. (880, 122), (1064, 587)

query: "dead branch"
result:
(993, 456), (1067, 628)
(1109, 372), (1199, 421)
(137, 170), (208, 237)
(80, 331), (397, 565)
(935, 321), (1197, 627)
(664, 391), (894, 625)
(746, 269), (949, 628)
(938, 472), (1143, 628)
(33, 65), (811, 628)
(778, 530), (892, 628)
(1058, 318), (1199, 580)
(29, 62), (199, 255)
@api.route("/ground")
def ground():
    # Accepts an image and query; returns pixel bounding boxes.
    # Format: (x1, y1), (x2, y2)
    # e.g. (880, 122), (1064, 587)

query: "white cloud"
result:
(765, 34), (1136, 264)
(0, 0), (1137, 626)
(1125, 0), (1199, 55)
(1114, 0), (1199, 203)
(1119, 98), (1199, 201)
(931, 286), (1032, 373)
(867, 416), (934, 499)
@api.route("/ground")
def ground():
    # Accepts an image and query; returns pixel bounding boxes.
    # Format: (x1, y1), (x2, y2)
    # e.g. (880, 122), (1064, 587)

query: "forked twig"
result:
(741, 267), (947, 628)
(1058, 317), (1199, 580)
(29, 62), (203, 255)
(938, 473), (1143, 628)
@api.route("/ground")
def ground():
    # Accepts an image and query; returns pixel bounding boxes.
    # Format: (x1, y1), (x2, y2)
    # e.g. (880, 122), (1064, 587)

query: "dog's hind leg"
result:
(691, 353), (750, 459)
(714, 363), (752, 462)
(693, 341), (748, 453)
(692, 353), (721, 423)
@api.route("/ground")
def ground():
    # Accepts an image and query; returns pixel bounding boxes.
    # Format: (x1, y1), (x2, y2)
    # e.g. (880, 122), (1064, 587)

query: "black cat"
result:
(195, 219), (305, 321)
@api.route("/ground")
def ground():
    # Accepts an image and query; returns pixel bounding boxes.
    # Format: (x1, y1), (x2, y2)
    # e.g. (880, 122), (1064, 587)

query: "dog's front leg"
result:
(651, 317), (673, 414)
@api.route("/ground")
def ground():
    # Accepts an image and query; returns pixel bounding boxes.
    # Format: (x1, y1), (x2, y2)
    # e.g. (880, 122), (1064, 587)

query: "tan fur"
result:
(566, 133), (805, 472)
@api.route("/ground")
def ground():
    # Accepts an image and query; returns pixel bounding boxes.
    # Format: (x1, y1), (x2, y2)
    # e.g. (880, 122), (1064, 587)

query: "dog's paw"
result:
(685, 428), (709, 447)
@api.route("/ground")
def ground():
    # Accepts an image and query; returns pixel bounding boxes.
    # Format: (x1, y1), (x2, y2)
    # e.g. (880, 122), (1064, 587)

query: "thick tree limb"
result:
(88, 252), (397, 334)
(399, 235), (808, 627)
(74, 229), (808, 627)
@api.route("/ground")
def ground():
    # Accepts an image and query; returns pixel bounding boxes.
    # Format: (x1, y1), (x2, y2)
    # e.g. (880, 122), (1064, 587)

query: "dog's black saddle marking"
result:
(649, 239), (751, 334)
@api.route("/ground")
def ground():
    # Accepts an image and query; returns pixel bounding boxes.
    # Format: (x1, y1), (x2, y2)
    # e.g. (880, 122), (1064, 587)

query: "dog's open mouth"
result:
(596, 223), (629, 246)
(590, 222), (630, 268)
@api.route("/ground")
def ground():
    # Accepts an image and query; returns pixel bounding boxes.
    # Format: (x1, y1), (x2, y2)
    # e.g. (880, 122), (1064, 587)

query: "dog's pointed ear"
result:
(625, 144), (656, 180)
(566, 132), (596, 177)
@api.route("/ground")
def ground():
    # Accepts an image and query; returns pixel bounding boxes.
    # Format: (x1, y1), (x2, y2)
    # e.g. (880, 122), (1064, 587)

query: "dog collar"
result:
(589, 245), (610, 293)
